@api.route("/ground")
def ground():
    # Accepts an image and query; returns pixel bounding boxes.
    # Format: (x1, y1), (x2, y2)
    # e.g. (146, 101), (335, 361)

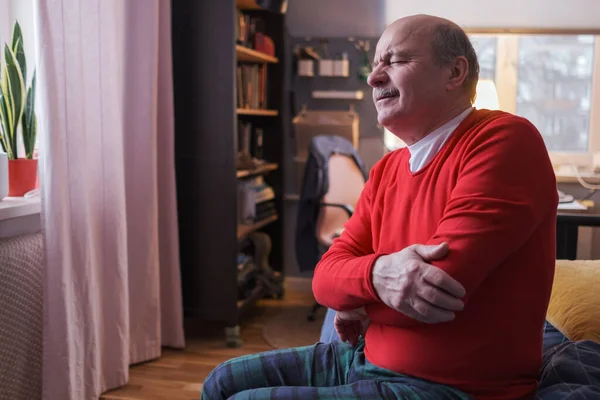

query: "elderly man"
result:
(202, 14), (557, 400)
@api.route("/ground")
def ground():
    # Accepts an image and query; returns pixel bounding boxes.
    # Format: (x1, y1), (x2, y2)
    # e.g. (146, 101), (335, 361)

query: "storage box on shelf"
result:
(172, 0), (287, 347)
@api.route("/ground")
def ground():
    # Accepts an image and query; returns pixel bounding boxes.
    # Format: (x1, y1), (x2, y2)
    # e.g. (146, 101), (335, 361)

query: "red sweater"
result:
(313, 110), (558, 399)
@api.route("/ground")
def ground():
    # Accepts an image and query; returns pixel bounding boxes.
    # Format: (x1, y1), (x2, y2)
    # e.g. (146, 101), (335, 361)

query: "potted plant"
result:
(0, 21), (37, 197)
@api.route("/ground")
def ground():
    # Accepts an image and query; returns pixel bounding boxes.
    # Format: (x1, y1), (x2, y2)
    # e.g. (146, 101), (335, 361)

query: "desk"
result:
(556, 212), (600, 260)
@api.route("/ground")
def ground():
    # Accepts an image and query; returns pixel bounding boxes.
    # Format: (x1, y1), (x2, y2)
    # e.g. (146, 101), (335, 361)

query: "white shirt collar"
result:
(407, 107), (473, 172)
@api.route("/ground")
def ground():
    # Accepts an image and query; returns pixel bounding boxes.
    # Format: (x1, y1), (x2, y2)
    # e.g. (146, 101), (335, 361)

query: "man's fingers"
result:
(361, 318), (372, 334)
(422, 265), (466, 299)
(350, 324), (359, 345)
(336, 325), (348, 342)
(336, 319), (364, 345)
(412, 242), (448, 261)
(416, 282), (464, 311)
(409, 298), (455, 324)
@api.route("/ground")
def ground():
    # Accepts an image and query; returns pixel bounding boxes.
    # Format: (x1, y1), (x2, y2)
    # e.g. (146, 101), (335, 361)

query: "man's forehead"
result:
(374, 27), (427, 58)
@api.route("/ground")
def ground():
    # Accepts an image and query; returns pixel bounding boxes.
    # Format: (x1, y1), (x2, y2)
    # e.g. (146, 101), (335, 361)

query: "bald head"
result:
(381, 15), (479, 102)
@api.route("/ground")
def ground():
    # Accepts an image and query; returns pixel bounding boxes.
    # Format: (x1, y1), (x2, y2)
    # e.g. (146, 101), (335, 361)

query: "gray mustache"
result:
(374, 88), (400, 98)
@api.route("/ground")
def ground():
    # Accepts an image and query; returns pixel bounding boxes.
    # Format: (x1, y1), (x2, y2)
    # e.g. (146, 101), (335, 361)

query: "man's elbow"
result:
(311, 270), (336, 309)
(312, 274), (357, 312)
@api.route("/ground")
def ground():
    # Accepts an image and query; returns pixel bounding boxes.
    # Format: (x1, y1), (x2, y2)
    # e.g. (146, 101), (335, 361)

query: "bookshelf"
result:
(237, 214), (279, 239)
(172, 0), (288, 347)
(236, 162), (278, 178)
(236, 0), (265, 10)
(236, 45), (279, 63)
(236, 108), (279, 116)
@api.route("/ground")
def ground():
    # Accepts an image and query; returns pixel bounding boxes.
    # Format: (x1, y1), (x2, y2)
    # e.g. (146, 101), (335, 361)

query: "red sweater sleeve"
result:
(312, 159), (386, 311)
(427, 116), (557, 301)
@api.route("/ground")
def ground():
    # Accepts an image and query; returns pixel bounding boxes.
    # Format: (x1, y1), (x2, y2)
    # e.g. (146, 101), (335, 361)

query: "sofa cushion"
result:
(546, 260), (600, 343)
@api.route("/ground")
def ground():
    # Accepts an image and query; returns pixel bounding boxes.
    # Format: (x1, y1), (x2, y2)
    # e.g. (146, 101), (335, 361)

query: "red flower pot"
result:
(8, 159), (38, 196)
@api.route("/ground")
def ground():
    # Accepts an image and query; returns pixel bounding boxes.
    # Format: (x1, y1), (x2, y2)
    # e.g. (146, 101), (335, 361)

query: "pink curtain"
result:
(36, 0), (185, 398)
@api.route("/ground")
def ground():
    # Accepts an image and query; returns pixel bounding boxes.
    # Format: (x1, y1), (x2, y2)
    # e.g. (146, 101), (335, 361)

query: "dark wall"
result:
(287, 36), (383, 189)
(286, 0), (386, 38)
(283, 1), (388, 277)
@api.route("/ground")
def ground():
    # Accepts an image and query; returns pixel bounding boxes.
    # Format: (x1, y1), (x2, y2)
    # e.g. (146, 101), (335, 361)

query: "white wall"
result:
(0, 0), (35, 67)
(287, 0), (600, 39)
(11, 0), (35, 68)
(0, 0), (13, 46)
(385, 0), (600, 29)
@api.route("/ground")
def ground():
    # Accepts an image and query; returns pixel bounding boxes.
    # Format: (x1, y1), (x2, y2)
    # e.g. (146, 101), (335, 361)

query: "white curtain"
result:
(36, 0), (185, 398)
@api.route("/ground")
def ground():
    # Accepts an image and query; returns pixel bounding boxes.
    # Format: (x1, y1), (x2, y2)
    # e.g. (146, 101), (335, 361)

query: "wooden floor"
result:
(101, 279), (314, 400)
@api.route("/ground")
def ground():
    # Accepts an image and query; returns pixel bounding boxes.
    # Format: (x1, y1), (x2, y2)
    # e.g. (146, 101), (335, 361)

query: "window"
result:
(384, 32), (600, 168)
(469, 33), (599, 166)
(471, 35), (497, 81)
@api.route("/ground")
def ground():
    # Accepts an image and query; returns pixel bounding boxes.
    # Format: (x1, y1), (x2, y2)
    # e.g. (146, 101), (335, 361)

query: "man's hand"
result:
(334, 307), (371, 346)
(372, 242), (466, 324)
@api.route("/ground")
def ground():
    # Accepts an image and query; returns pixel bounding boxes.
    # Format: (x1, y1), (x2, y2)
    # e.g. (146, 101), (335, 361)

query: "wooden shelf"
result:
(237, 214), (278, 239)
(237, 108), (278, 116)
(237, 163), (278, 178)
(236, 0), (263, 10)
(236, 45), (278, 63)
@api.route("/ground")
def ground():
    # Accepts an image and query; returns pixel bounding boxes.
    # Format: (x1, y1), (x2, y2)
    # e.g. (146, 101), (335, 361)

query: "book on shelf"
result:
(236, 122), (267, 171)
(237, 64), (267, 109)
(239, 121), (252, 154)
(235, 9), (255, 48)
(237, 176), (276, 224)
(235, 9), (274, 56)
(254, 200), (277, 221)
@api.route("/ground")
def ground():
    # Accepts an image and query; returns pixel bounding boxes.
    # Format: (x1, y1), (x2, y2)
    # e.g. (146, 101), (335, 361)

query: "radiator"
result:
(0, 233), (43, 400)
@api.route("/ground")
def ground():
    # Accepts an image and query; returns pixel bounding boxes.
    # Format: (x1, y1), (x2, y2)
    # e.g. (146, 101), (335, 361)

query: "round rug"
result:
(262, 305), (326, 349)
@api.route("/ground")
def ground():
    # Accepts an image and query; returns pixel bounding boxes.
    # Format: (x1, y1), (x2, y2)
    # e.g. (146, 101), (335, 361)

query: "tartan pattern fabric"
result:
(201, 339), (472, 399)
(542, 320), (570, 353)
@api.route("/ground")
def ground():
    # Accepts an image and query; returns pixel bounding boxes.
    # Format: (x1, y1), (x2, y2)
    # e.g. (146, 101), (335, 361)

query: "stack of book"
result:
(236, 64), (267, 110)
(250, 176), (276, 222)
(237, 176), (276, 224)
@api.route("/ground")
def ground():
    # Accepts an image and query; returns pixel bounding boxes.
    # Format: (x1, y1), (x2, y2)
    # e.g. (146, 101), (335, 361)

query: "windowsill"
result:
(554, 167), (600, 185)
(556, 174), (600, 184)
(0, 196), (41, 239)
(0, 196), (41, 221)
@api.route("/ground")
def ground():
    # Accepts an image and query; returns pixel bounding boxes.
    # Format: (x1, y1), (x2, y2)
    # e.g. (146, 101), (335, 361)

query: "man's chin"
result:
(377, 106), (408, 127)
(377, 112), (397, 128)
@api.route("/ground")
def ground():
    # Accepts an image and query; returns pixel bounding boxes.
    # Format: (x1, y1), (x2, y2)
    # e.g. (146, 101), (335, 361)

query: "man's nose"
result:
(367, 67), (388, 88)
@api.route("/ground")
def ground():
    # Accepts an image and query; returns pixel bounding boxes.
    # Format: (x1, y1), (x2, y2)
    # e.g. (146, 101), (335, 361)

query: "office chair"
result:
(294, 135), (367, 321)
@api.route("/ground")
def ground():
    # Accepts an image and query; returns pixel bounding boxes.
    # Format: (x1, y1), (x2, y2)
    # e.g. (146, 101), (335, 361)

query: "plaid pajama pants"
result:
(201, 339), (471, 399)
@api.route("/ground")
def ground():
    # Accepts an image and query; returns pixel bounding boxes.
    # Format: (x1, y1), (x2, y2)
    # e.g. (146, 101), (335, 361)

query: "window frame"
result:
(466, 28), (600, 168)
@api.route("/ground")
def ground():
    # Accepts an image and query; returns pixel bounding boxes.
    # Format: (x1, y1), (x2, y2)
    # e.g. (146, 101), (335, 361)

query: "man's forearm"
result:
(312, 164), (380, 311)
(312, 249), (383, 311)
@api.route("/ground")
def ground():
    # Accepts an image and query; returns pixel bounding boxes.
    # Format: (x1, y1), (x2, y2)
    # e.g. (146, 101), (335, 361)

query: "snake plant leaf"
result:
(1, 44), (26, 159)
(0, 63), (12, 131)
(0, 89), (12, 158)
(22, 70), (36, 159)
(10, 22), (26, 84)
(0, 63), (14, 158)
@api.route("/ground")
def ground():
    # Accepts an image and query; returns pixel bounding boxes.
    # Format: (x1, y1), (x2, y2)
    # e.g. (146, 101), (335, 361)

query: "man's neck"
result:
(395, 100), (472, 146)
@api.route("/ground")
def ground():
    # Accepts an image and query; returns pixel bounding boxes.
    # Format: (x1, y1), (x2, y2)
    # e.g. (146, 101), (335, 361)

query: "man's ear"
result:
(446, 56), (469, 91)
